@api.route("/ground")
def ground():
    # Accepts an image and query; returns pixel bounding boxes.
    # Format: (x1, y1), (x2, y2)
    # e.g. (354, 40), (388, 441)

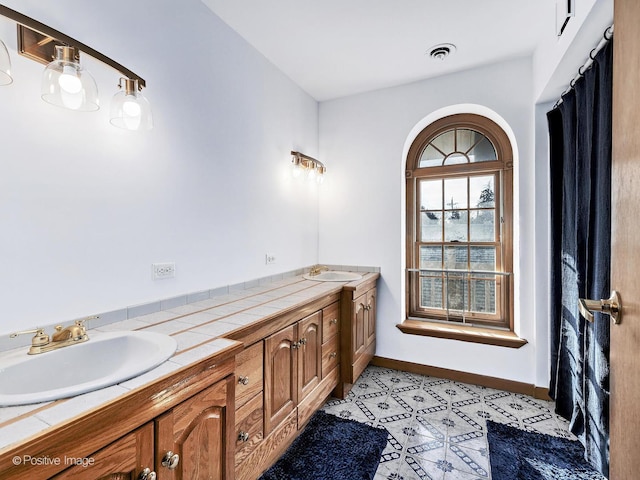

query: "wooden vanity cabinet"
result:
(234, 300), (339, 480)
(339, 280), (377, 397)
(52, 423), (155, 480)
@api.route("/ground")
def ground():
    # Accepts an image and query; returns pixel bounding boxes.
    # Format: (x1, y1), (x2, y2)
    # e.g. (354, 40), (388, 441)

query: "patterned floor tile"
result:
(319, 365), (579, 480)
(445, 443), (490, 478)
(401, 454), (446, 480)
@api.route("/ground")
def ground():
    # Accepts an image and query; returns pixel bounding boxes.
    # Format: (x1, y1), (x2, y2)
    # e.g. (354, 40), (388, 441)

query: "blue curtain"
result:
(547, 40), (612, 476)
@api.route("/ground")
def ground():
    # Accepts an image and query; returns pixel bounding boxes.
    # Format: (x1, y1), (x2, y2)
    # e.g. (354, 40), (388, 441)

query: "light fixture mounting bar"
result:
(291, 151), (325, 169)
(0, 4), (146, 87)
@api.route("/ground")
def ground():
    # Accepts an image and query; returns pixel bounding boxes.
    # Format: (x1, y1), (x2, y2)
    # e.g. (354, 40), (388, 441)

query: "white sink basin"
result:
(0, 330), (177, 406)
(303, 271), (363, 282)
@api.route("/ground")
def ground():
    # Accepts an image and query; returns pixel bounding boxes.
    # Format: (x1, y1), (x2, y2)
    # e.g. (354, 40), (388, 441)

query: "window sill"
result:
(396, 319), (527, 348)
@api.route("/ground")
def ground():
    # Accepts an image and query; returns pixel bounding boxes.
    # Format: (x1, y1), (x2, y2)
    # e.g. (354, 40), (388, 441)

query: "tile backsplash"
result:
(0, 265), (379, 353)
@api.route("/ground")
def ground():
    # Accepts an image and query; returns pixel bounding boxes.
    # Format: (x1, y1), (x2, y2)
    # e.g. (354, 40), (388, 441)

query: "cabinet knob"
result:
(365, 305), (372, 311)
(238, 431), (250, 442)
(299, 337), (307, 346)
(139, 468), (157, 480)
(330, 318), (338, 325)
(238, 375), (250, 386)
(292, 341), (300, 349)
(329, 352), (337, 359)
(161, 451), (180, 470)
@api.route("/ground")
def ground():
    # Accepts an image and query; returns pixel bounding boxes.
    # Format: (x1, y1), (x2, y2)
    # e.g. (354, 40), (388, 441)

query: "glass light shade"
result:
(41, 46), (99, 111)
(109, 78), (153, 131)
(0, 39), (13, 86)
(306, 165), (317, 182)
(291, 156), (303, 178)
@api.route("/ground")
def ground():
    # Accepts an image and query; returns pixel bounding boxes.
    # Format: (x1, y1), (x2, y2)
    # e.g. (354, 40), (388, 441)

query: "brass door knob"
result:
(578, 291), (621, 324)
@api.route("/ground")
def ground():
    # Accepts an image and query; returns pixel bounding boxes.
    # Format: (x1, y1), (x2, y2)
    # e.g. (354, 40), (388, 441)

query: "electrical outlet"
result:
(152, 262), (175, 280)
(265, 254), (276, 265)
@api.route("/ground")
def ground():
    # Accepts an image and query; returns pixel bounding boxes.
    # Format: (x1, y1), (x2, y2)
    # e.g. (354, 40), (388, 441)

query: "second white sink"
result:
(0, 330), (177, 406)
(303, 271), (363, 282)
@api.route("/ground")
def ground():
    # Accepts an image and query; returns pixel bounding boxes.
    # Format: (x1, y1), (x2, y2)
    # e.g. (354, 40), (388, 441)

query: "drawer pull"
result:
(238, 375), (250, 386)
(329, 352), (337, 359)
(139, 468), (157, 480)
(238, 431), (250, 442)
(330, 318), (338, 325)
(161, 451), (180, 470)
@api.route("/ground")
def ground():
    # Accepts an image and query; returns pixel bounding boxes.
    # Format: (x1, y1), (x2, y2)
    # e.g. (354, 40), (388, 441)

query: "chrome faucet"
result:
(10, 316), (97, 354)
(308, 264), (329, 276)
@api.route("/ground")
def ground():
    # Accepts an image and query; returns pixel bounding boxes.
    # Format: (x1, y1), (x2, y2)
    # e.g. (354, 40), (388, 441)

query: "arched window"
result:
(406, 114), (513, 329)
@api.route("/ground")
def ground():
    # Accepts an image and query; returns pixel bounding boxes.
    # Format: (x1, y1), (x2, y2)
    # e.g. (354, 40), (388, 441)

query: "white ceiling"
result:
(201, 0), (555, 101)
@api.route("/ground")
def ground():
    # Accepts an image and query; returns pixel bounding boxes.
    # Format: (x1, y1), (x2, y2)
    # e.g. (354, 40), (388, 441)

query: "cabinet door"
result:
(352, 292), (367, 358)
(52, 423), (154, 480)
(297, 311), (322, 402)
(264, 323), (298, 435)
(155, 376), (233, 480)
(235, 341), (264, 409)
(365, 288), (377, 348)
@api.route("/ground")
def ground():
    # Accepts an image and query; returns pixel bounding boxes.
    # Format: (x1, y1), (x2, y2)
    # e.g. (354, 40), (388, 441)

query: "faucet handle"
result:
(75, 315), (99, 332)
(9, 328), (50, 346)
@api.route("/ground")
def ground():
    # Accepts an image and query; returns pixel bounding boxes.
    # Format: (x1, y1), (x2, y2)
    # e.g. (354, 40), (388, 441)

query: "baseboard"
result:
(371, 356), (551, 401)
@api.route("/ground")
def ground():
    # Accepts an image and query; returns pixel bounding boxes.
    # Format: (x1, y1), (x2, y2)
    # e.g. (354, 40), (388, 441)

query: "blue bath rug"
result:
(487, 420), (606, 480)
(258, 410), (388, 480)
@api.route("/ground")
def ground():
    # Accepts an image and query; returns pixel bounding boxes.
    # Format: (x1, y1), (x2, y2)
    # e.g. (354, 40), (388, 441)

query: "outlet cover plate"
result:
(152, 262), (175, 280)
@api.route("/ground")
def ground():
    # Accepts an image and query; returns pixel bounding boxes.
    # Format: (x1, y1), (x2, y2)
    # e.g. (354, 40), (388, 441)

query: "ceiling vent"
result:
(428, 43), (456, 61)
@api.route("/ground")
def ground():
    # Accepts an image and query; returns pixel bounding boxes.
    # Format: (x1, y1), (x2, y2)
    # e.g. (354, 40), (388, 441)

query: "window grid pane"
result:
(420, 128), (497, 168)
(415, 170), (500, 323)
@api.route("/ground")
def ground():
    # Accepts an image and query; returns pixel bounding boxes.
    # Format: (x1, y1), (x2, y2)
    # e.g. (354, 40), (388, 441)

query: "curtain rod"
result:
(553, 25), (613, 109)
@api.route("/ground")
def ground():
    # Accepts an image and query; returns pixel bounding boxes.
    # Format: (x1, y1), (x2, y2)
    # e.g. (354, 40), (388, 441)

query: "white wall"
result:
(0, 0), (320, 334)
(319, 57), (542, 385)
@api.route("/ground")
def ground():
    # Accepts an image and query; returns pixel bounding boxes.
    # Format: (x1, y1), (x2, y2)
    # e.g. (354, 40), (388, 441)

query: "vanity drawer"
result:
(235, 393), (264, 465)
(235, 341), (264, 409)
(322, 302), (340, 343)
(321, 334), (340, 378)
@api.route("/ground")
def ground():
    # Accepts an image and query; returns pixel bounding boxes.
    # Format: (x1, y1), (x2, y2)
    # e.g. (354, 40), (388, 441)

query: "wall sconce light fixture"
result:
(0, 5), (152, 130)
(291, 151), (326, 184)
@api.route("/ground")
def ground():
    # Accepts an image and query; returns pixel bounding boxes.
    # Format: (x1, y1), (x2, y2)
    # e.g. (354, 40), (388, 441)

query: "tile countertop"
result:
(0, 271), (379, 454)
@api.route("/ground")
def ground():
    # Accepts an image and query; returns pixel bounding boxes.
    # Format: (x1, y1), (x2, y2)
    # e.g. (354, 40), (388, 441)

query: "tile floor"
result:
(321, 365), (575, 480)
